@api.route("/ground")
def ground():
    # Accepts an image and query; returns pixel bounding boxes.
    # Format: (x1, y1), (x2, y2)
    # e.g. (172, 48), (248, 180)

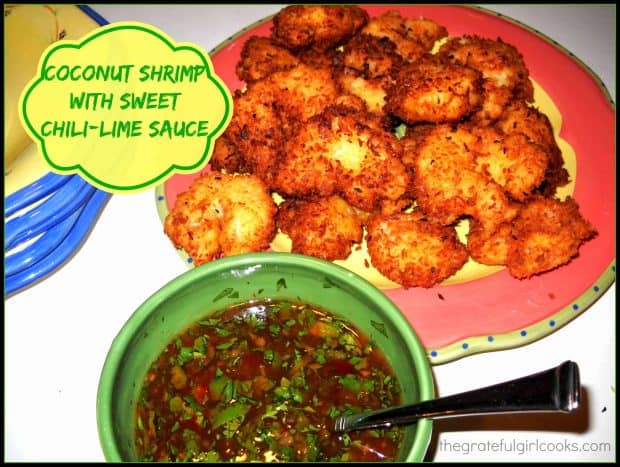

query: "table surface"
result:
(5, 4), (616, 462)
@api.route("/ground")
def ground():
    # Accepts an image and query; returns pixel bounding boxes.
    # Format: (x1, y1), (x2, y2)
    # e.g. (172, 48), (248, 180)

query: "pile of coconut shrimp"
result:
(165, 5), (596, 288)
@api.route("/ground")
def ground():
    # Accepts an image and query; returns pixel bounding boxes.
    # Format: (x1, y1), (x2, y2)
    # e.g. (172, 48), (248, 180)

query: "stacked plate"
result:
(4, 5), (110, 296)
(5, 172), (110, 295)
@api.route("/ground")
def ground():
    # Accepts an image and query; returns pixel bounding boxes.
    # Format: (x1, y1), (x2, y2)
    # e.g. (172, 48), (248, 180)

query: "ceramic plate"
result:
(4, 4), (103, 195)
(155, 5), (615, 364)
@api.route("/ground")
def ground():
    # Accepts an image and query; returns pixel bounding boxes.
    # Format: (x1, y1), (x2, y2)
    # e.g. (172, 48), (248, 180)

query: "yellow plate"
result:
(4, 4), (103, 194)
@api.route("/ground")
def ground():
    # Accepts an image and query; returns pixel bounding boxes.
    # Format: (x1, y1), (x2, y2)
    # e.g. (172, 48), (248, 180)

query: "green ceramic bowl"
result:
(97, 252), (434, 462)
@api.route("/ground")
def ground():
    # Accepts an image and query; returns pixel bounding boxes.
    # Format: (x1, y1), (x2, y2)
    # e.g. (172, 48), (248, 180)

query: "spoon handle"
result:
(333, 360), (580, 433)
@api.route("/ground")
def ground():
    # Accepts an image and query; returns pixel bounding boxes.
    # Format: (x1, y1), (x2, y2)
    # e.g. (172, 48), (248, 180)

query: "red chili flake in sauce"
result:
(134, 299), (403, 462)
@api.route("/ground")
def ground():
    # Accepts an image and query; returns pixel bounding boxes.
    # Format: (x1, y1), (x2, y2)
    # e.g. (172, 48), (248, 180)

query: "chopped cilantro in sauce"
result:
(135, 299), (402, 462)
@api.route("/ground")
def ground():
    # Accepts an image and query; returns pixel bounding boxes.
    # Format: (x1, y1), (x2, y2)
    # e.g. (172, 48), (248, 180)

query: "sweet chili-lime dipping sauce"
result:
(134, 299), (403, 462)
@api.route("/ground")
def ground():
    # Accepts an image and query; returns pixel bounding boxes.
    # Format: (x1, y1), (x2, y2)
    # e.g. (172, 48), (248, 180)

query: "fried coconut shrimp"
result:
(209, 133), (247, 174)
(385, 54), (483, 124)
(272, 105), (411, 212)
(439, 35), (534, 123)
(224, 86), (283, 181)
(225, 63), (341, 183)
(469, 126), (549, 201)
(400, 123), (436, 168)
(164, 172), (277, 266)
(367, 211), (469, 288)
(235, 36), (300, 83)
(277, 195), (367, 261)
(334, 32), (411, 118)
(495, 99), (569, 195)
(267, 64), (342, 124)
(362, 11), (448, 63)
(341, 33), (404, 78)
(334, 68), (390, 116)
(466, 220), (514, 267)
(467, 196), (597, 279)
(410, 124), (519, 230)
(296, 47), (339, 69)
(271, 5), (368, 52)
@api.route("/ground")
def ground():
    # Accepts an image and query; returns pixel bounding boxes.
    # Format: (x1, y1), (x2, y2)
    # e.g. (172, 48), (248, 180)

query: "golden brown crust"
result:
(164, 172), (277, 265)
(209, 132), (247, 174)
(495, 99), (569, 195)
(367, 211), (469, 288)
(272, 105), (411, 212)
(235, 36), (300, 83)
(439, 35), (533, 97)
(334, 67), (390, 117)
(341, 33), (404, 78)
(267, 64), (342, 133)
(411, 124), (519, 230)
(469, 126), (548, 201)
(466, 219), (514, 266)
(439, 35), (534, 123)
(224, 84), (283, 183)
(474, 80), (516, 125)
(296, 47), (339, 69)
(277, 195), (365, 261)
(506, 196), (597, 278)
(400, 123), (436, 169)
(362, 11), (447, 63)
(385, 54), (483, 124)
(225, 63), (341, 184)
(467, 196), (597, 278)
(271, 5), (369, 52)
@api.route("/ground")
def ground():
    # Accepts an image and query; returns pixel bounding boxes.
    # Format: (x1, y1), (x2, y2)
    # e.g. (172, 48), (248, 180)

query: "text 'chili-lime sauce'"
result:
(135, 299), (403, 462)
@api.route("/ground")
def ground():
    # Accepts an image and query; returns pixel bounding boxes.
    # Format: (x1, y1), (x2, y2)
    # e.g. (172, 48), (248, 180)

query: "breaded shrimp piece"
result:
(296, 47), (339, 69)
(439, 35), (533, 99)
(466, 219), (514, 266)
(379, 197), (416, 216)
(271, 5), (368, 52)
(495, 99), (569, 195)
(332, 92), (369, 114)
(507, 196), (597, 278)
(225, 84), (284, 182)
(439, 35), (534, 123)
(277, 195), (365, 261)
(496, 100), (556, 149)
(362, 11), (448, 63)
(404, 16), (450, 51)
(367, 211), (469, 288)
(272, 105), (411, 212)
(475, 80), (515, 125)
(410, 124), (519, 230)
(334, 67), (390, 116)
(385, 54), (483, 124)
(164, 172), (277, 265)
(468, 196), (597, 278)
(470, 126), (548, 201)
(400, 123), (436, 169)
(209, 133), (247, 174)
(266, 63), (341, 136)
(225, 63), (340, 183)
(235, 36), (300, 83)
(343, 146), (411, 212)
(341, 33), (404, 78)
